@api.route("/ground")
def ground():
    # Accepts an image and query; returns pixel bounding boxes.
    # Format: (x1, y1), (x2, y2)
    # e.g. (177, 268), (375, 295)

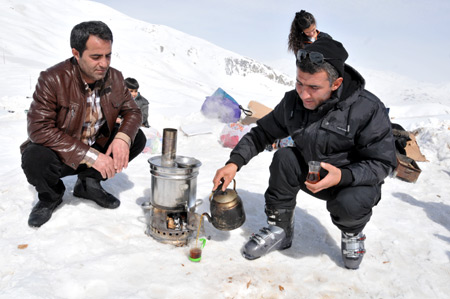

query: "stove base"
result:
(145, 207), (204, 247)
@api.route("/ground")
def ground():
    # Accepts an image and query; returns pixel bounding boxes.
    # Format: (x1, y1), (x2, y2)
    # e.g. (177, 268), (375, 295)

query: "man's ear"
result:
(72, 48), (80, 61)
(331, 77), (343, 91)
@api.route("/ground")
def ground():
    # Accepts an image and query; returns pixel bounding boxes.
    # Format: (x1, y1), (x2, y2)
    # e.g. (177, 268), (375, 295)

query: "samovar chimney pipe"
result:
(161, 128), (177, 167)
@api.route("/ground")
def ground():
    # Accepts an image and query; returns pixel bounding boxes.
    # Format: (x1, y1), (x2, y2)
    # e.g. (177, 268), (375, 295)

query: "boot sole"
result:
(242, 251), (261, 260)
(242, 244), (290, 261)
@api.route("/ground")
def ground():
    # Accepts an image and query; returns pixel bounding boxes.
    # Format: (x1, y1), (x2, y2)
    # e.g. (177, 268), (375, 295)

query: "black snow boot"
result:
(341, 231), (366, 270)
(242, 206), (295, 260)
(73, 177), (120, 209)
(28, 199), (63, 227)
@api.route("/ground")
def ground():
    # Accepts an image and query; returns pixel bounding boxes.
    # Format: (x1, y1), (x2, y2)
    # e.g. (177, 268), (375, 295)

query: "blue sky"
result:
(95, 0), (450, 84)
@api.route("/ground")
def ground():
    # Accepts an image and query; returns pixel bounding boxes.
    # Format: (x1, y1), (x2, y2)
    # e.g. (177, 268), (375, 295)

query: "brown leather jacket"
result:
(20, 57), (142, 169)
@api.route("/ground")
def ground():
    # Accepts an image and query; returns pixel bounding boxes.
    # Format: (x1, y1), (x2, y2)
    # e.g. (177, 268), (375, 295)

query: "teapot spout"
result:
(202, 212), (212, 223)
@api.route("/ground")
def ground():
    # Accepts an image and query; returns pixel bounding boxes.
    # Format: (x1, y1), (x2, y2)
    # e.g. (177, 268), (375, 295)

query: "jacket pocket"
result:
(58, 103), (80, 135)
(107, 91), (124, 109)
(318, 120), (355, 156)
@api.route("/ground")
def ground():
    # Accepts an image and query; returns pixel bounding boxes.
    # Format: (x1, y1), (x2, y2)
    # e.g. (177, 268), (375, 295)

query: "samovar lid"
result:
(175, 156), (202, 168)
(148, 155), (201, 169)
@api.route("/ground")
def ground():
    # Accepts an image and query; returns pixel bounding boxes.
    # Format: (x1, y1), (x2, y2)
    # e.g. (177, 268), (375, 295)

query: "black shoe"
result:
(341, 231), (366, 270)
(28, 199), (63, 227)
(73, 177), (120, 209)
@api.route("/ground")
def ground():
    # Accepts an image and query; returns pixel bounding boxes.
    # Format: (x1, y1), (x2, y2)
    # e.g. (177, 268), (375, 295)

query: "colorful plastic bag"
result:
(142, 127), (162, 154)
(201, 88), (242, 123)
(219, 122), (254, 149)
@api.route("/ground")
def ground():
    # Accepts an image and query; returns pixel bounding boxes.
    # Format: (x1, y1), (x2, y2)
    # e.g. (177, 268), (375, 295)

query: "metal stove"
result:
(143, 128), (202, 246)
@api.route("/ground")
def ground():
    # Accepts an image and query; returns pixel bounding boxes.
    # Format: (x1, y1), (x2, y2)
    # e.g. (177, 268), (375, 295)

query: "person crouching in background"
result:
(125, 77), (150, 128)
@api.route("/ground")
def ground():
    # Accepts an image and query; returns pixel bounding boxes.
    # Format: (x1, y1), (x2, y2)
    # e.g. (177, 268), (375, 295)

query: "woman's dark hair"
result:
(70, 21), (113, 56)
(288, 10), (316, 54)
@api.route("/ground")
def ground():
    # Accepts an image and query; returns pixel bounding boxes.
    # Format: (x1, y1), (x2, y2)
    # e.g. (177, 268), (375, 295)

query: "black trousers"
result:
(264, 147), (382, 234)
(21, 128), (146, 204)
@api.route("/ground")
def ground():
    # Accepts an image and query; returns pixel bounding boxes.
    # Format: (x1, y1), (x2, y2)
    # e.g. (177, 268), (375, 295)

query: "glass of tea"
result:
(306, 161), (321, 184)
(189, 237), (206, 262)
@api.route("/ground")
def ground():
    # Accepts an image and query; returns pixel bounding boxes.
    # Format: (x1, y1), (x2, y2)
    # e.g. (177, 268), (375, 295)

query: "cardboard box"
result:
(405, 133), (427, 162)
(394, 153), (422, 183)
(241, 100), (273, 125)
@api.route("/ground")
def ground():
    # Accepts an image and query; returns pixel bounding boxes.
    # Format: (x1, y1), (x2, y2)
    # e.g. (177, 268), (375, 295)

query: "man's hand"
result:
(213, 163), (238, 191)
(105, 138), (130, 174)
(305, 162), (341, 193)
(92, 153), (116, 179)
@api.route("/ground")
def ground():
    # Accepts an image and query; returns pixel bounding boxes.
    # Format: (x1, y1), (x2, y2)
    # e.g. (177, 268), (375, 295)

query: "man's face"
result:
(295, 68), (342, 110)
(72, 35), (112, 84)
(128, 88), (138, 99)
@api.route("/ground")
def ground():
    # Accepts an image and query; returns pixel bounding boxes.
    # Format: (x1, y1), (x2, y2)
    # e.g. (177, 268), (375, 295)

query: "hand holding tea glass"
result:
(305, 162), (342, 194)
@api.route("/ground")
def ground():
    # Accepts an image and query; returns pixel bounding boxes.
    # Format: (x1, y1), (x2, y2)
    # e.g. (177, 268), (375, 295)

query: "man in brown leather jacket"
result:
(20, 21), (146, 227)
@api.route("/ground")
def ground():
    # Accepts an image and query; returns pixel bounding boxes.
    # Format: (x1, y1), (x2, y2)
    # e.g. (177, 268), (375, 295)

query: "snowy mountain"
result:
(0, 0), (292, 115)
(1, 0), (450, 298)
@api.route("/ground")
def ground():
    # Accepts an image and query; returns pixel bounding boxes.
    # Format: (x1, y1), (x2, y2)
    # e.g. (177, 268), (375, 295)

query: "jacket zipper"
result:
(311, 123), (318, 161)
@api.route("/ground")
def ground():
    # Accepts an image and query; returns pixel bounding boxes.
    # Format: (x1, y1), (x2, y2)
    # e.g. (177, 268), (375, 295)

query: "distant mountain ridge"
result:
(225, 57), (293, 86)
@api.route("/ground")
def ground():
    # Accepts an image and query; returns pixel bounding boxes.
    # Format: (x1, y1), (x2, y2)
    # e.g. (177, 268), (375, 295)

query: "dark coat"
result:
(228, 64), (397, 187)
(134, 93), (149, 127)
(301, 30), (332, 48)
(20, 57), (142, 169)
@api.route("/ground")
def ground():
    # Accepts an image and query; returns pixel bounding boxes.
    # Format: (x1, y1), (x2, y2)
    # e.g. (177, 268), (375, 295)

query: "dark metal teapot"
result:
(203, 179), (245, 231)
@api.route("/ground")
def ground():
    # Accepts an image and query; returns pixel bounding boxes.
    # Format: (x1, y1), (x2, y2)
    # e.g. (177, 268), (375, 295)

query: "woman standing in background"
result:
(288, 10), (331, 54)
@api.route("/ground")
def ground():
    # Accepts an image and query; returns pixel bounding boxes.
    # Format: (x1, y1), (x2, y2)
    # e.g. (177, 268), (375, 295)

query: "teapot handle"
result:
(210, 180), (224, 202)
(210, 179), (237, 202)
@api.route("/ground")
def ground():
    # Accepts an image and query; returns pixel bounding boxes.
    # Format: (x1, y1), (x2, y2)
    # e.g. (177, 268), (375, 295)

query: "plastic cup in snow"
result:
(189, 238), (206, 262)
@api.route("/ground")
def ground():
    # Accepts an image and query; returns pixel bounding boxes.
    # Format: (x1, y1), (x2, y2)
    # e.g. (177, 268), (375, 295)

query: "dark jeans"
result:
(264, 147), (382, 234)
(21, 128), (146, 204)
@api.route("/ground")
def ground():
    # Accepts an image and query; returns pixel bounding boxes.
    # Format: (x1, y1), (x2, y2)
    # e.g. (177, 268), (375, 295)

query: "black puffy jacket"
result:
(228, 65), (397, 187)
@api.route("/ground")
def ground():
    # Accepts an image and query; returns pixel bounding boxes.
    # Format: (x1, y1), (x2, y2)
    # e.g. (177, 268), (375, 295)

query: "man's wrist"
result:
(82, 148), (100, 167)
(114, 132), (131, 147)
(226, 155), (244, 171)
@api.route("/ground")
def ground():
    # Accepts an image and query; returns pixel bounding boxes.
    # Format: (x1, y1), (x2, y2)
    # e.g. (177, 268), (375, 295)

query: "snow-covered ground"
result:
(1, 0), (449, 298)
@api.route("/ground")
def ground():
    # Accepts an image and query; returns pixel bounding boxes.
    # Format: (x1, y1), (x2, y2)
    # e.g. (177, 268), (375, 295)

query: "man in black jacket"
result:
(213, 38), (397, 269)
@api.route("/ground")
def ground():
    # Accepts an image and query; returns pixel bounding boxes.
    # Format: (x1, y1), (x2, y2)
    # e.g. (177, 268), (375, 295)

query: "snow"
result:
(1, 0), (450, 298)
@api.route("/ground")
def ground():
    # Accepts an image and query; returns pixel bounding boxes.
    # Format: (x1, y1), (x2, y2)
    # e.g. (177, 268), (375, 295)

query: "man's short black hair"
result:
(70, 21), (113, 56)
(298, 38), (348, 78)
(297, 58), (339, 86)
(124, 77), (139, 90)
